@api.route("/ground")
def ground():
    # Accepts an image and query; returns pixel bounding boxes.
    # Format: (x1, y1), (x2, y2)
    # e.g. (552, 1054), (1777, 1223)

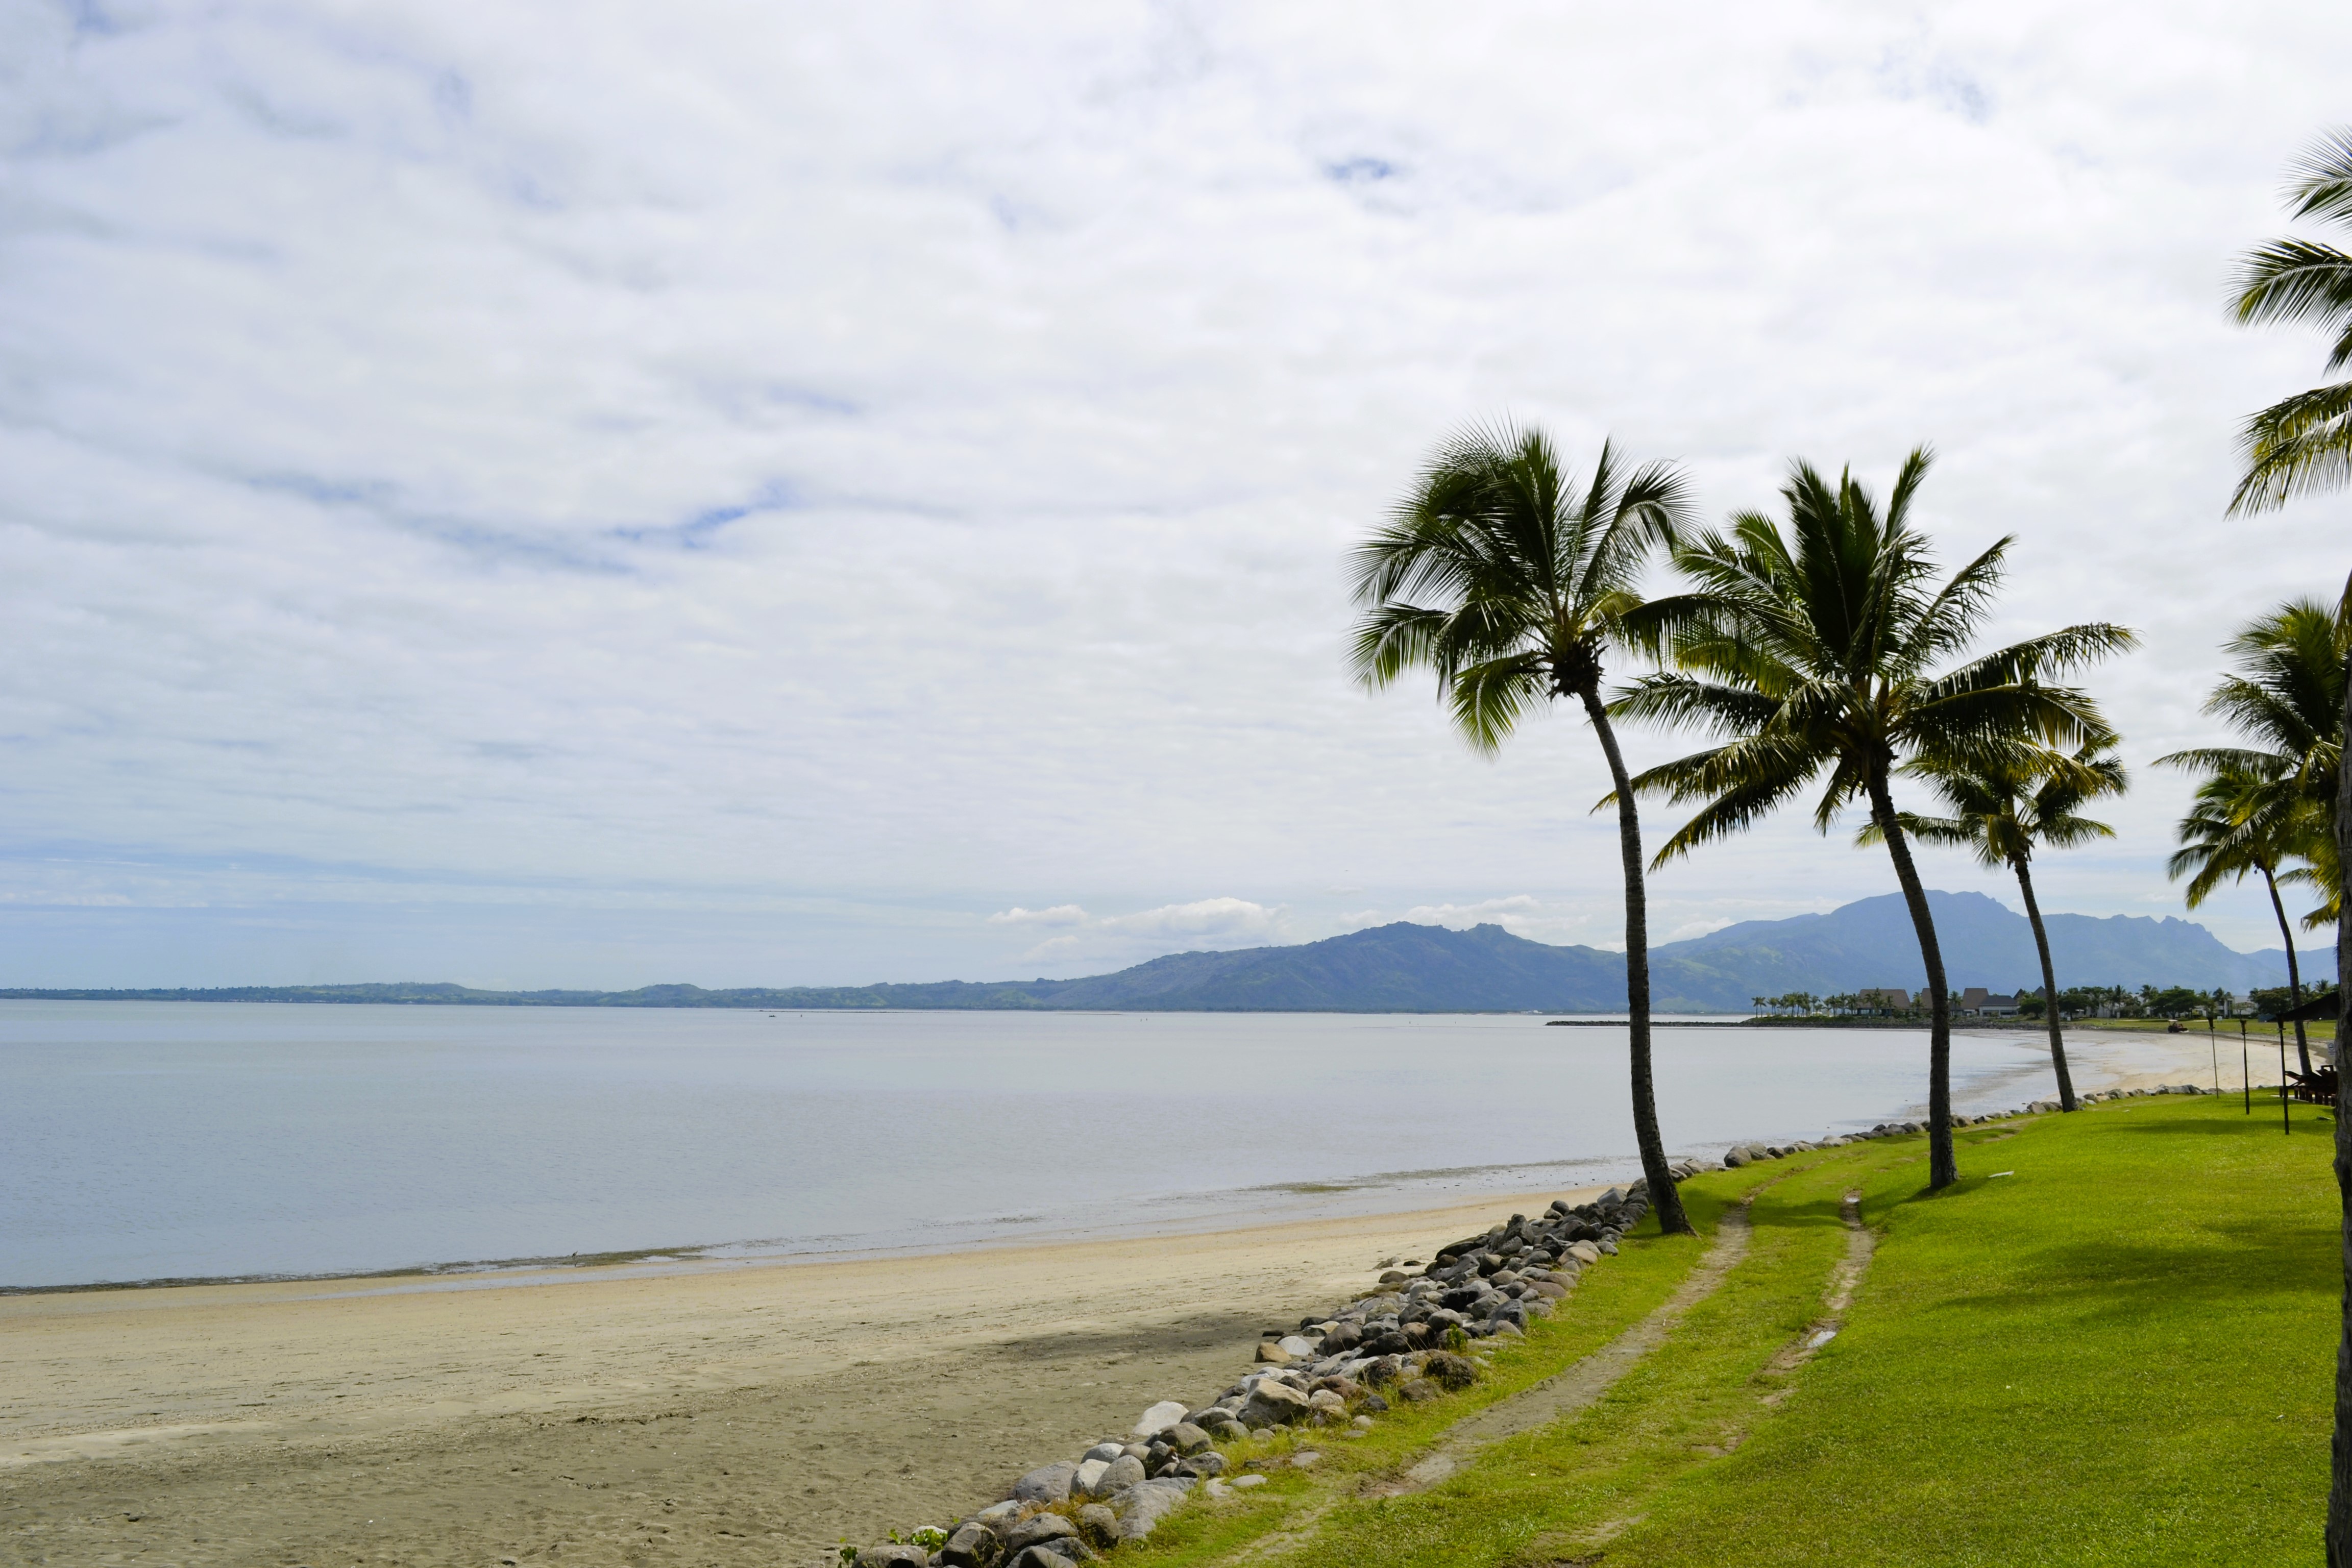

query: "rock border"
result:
(844, 1085), (2201, 1565)
(839, 1184), (1657, 1566)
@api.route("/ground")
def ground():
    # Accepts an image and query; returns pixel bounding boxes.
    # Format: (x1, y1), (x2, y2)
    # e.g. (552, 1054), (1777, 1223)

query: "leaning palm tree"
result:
(1351, 424), (1695, 1236)
(2227, 132), (2352, 1560)
(2163, 761), (2328, 1077)
(2160, 597), (2346, 1079)
(1877, 744), (2127, 1112)
(1611, 448), (2133, 1190)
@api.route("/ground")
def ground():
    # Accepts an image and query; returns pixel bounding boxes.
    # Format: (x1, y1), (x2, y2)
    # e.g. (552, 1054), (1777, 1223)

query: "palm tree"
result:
(2162, 760), (2326, 1077)
(1610, 448), (2133, 1190)
(1877, 744), (2127, 1112)
(2160, 597), (2346, 1079)
(1350, 424), (1696, 1236)
(2225, 130), (2352, 1560)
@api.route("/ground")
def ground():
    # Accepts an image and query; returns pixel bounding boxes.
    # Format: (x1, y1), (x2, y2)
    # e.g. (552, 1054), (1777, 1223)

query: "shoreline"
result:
(5, 1027), (2215, 1301)
(0, 1027), (2228, 1564)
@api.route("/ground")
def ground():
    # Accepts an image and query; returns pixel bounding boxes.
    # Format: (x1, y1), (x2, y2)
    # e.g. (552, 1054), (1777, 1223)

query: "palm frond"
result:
(2284, 127), (2352, 227)
(2226, 379), (2352, 514)
(2228, 237), (2352, 367)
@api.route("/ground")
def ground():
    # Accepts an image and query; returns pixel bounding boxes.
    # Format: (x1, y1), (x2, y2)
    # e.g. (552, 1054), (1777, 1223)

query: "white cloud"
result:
(987, 897), (1284, 971)
(0, 2), (2341, 984)
(988, 904), (1091, 927)
(1396, 896), (1608, 947)
(1099, 897), (1283, 940)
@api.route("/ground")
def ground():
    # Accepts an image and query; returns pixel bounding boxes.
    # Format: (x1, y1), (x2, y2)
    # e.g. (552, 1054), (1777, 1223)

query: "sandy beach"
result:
(1, 1182), (1626, 1567)
(0, 1027), (2266, 1568)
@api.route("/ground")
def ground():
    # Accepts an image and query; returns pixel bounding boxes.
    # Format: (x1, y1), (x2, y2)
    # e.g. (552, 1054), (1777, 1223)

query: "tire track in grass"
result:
(1757, 1188), (1874, 1405)
(1376, 1198), (1758, 1494)
(1209, 1196), (1758, 1567)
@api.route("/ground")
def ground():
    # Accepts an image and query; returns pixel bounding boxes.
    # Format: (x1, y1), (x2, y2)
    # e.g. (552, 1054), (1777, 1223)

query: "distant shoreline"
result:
(0, 988), (1753, 1016)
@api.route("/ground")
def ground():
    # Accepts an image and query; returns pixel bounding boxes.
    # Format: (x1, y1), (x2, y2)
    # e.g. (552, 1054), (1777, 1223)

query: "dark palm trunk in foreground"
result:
(2329, 666), (2352, 1568)
(1582, 690), (1693, 1236)
(1867, 768), (1958, 1190)
(2262, 867), (2313, 1077)
(2013, 860), (2076, 1111)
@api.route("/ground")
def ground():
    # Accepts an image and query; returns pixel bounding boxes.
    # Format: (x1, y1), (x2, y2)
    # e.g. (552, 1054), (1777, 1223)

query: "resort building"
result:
(1958, 987), (2021, 1017)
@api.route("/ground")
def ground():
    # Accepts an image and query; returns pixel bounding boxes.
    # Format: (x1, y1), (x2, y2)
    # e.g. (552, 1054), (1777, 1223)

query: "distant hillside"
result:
(1, 891), (2290, 1013)
(1650, 891), (2290, 1008)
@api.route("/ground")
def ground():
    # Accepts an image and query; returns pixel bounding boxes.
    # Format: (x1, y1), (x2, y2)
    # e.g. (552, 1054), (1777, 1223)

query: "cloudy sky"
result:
(3, 1), (2346, 988)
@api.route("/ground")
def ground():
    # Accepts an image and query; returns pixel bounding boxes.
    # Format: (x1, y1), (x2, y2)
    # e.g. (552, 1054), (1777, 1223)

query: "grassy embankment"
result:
(1126, 1093), (2334, 1566)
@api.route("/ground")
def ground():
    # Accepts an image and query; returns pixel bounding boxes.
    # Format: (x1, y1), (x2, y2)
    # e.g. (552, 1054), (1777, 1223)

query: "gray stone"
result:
(976, 1501), (1024, 1530)
(1011, 1461), (1079, 1505)
(1076, 1504), (1119, 1551)
(1072, 1458), (1111, 1499)
(1230, 1473), (1268, 1490)
(1004, 1514), (1079, 1554)
(1240, 1379), (1312, 1427)
(1423, 1351), (1479, 1389)
(1290, 1449), (1323, 1468)
(856, 1549), (928, 1568)
(1396, 1376), (1438, 1402)
(1113, 1476), (1197, 1540)
(1082, 1442), (1124, 1463)
(1096, 1453), (1146, 1495)
(1319, 1320), (1364, 1354)
(1190, 1410), (1245, 1440)
(1132, 1400), (1189, 1439)
(939, 1522), (1004, 1568)
(1277, 1334), (1317, 1359)
(1166, 1421), (1211, 1456)
(1004, 1549), (1076, 1568)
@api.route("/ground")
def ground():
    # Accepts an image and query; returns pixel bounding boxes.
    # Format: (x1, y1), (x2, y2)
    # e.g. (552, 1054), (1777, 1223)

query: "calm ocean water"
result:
(2, 1001), (2077, 1289)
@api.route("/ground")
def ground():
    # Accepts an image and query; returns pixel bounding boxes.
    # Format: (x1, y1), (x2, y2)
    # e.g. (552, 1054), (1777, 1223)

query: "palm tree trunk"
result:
(1866, 768), (1958, 1190)
(1580, 690), (1693, 1236)
(2262, 865), (2313, 1077)
(2329, 662), (2351, 1568)
(2012, 859), (2075, 1111)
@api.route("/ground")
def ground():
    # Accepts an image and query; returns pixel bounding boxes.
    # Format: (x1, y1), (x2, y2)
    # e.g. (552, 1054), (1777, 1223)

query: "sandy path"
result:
(0, 1184), (1606, 1568)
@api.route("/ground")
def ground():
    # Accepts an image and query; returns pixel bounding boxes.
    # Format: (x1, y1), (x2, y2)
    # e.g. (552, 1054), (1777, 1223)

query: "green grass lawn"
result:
(1146, 1095), (2338, 1567)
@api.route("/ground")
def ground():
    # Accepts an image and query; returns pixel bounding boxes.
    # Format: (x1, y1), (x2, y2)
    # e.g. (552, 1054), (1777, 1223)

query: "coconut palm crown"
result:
(2166, 762), (2323, 1076)
(1879, 744), (2127, 1111)
(1349, 423), (1696, 1235)
(2159, 593), (2347, 1077)
(2158, 595), (2346, 852)
(1609, 447), (2134, 1190)
(2228, 131), (2352, 514)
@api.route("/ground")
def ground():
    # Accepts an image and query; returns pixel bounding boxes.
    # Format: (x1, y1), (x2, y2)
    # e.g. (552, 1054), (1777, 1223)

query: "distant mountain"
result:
(0, 891), (2290, 1012)
(1649, 891), (2289, 1009)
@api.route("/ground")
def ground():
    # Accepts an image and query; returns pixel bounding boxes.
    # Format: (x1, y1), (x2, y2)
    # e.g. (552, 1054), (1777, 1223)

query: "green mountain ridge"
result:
(0, 891), (2294, 1013)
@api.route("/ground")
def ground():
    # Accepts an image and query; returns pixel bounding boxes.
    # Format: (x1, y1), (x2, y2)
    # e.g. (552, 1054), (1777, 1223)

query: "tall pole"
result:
(2211, 1014), (2221, 1096)
(2245, 1017), (2252, 1114)
(2284, 1020), (2293, 1135)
